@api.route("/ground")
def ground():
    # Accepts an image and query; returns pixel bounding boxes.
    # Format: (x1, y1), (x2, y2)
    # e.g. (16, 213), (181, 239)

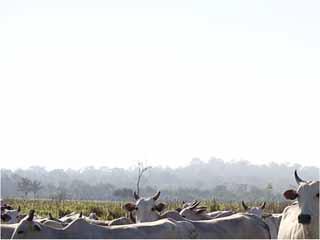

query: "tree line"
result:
(1, 158), (318, 202)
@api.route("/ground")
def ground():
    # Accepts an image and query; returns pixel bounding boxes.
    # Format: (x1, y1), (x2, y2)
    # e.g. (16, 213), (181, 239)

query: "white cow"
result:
(1, 206), (21, 224)
(58, 212), (81, 223)
(162, 210), (271, 239)
(206, 210), (235, 218)
(40, 219), (68, 229)
(263, 213), (282, 239)
(56, 211), (132, 227)
(124, 192), (270, 238)
(278, 170), (319, 239)
(179, 201), (234, 220)
(241, 201), (266, 217)
(0, 223), (18, 239)
(179, 201), (211, 220)
(242, 201), (282, 239)
(108, 216), (132, 226)
(124, 191), (166, 223)
(11, 210), (198, 239)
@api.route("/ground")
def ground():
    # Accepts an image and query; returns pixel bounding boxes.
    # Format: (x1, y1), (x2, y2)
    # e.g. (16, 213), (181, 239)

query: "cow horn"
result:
(134, 191), (140, 200)
(294, 170), (306, 185)
(190, 200), (201, 210)
(241, 201), (248, 210)
(153, 191), (161, 201)
(191, 200), (198, 206)
(27, 210), (35, 221)
(260, 201), (266, 210)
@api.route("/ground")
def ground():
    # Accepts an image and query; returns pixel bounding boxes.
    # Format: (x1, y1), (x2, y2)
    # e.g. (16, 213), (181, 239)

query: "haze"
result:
(1, 0), (319, 170)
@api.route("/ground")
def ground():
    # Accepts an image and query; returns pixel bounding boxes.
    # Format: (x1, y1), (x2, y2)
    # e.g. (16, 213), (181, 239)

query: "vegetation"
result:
(1, 159), (317, 220)
(4, 198), (289, 221)
(2, 159), (318, 202)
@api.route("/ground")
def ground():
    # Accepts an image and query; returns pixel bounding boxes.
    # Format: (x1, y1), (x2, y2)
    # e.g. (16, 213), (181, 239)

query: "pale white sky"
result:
(0, 0), (319, 170)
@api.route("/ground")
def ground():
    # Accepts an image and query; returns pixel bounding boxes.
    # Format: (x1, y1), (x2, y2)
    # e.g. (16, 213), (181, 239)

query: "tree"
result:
(30, 180), (42, 199)
(55, 187), (68, 202)
(17, 177), (32, 198)
(113, 188), (133, 200)
(136, 162), (151, 196)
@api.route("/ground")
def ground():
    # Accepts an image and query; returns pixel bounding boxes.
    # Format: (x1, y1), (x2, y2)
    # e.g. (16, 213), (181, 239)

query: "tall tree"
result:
(30, 180), (42, 199)
(17, 177), (32, 198)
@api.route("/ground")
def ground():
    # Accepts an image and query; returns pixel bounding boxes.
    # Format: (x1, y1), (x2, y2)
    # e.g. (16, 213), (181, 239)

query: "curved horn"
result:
(133, 191), (140, 200)
(294, 170), (306, 185)
(153, 191), (161, 201)
(27, 210), (35, 221)
(260, 201), (266, 210)
(241, 201), (248, 210)
(191, 200), (198, 206)
(190, 200), (201, 210)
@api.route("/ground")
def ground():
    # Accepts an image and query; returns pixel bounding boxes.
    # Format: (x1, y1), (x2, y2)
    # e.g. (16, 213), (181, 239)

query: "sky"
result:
(0, 0), (319, 170)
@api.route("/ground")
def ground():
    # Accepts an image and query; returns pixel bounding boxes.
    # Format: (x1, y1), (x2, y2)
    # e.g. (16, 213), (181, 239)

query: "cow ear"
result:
(283, 189), (298, 200)
(155, 202), (166, 212)
(124, 203), (136, 212)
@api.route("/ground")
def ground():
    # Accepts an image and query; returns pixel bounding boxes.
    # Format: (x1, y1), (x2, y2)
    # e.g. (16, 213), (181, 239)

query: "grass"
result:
(4, 198), (289, 220)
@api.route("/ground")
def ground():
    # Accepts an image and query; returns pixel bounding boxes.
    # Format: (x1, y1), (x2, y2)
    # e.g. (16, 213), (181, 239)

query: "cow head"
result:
(88, 212), (98, 220)
(175, 201), (195, 213)
(1, 203), (14, 211)
(124, 191), (166, 223)
(241, 201), (266, 218)
(11, 210), (43, 239)
(283, 170), (319, 225)
(1, 206), (21, 224)
(179, 200), (209, 220)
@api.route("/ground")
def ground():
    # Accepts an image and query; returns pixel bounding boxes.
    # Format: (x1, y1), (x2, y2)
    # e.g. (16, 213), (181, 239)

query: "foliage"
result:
(4, 198), (289, 221)
(16, 177), (33, 197)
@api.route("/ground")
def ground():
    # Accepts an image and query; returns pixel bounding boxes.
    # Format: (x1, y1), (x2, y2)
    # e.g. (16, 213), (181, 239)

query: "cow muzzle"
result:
(298, 214), (311, 224)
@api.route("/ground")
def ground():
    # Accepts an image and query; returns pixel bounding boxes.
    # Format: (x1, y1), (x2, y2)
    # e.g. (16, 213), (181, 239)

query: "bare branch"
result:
(136, 162), (152, 196)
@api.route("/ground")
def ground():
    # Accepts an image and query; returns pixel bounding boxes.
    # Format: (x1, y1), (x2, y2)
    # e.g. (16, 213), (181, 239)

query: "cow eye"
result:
(135, 207), (138, 210)
(151, 207), (155, 211)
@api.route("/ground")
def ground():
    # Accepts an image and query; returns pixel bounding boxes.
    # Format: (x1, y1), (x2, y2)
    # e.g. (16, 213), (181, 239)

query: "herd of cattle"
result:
(1, 170), (319, 239)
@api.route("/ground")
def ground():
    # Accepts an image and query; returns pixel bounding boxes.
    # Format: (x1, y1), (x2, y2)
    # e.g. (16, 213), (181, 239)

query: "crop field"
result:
(4, 198), (289, 220)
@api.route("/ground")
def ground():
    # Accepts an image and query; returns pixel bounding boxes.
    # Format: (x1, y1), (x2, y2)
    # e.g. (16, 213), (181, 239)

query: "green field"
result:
(4, 199), (289, 220)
